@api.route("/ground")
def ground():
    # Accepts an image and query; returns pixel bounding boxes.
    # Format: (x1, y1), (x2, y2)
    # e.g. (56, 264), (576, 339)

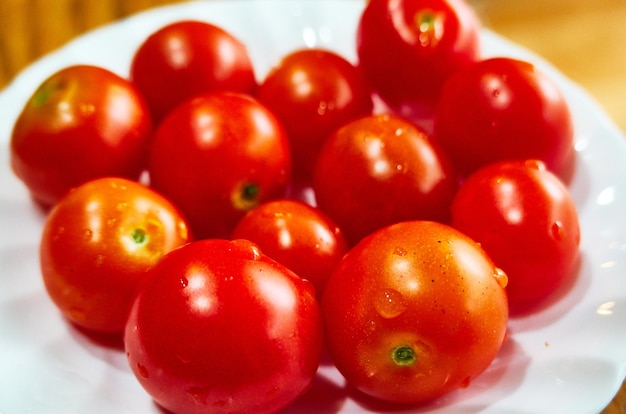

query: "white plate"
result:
(1, 1), (625, 413)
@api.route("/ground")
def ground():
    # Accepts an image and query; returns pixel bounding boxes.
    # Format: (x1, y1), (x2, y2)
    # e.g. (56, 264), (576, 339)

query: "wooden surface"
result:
(0, 0), (624, 412)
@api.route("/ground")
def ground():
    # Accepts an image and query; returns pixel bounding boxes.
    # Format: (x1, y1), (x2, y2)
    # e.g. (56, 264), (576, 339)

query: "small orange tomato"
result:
(39, 177), (191, 334)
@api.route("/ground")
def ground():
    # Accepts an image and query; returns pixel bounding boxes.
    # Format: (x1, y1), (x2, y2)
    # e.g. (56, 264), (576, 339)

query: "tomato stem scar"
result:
(132, 228), (148, 245)
(392, 345), (416, 366)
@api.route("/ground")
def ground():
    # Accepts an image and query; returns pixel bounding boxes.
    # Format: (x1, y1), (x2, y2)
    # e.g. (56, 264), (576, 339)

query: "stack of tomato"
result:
(8, 0), (581, 412)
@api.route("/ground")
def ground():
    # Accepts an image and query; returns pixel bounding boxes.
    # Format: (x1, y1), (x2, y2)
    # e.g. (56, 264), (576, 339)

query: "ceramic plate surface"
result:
(1, 1), (625, 413)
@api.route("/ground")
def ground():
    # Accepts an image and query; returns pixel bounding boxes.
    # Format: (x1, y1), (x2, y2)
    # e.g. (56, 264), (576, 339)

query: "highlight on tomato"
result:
(39, 177), (192, 334)
(10, 65), (153, 207)
(124, 238), (324, 414)
(322, 220), (509, 404)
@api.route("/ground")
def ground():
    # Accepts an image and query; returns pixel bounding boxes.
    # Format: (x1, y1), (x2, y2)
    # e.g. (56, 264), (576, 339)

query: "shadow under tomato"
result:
(507, 252), (590, 332)
(67, 320), (125, 351)
(281, 371), (349, 414)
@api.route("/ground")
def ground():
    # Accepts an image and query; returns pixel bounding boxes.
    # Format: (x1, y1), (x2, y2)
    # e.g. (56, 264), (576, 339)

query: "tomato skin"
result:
(450, 160), (580, 312)
(322, 220), (508, 404)
(148, 92), (291, 240)
(256, 48), (373, 181)
(10, 65), (153, 207)
(39, 177), (191, 333)
(231, 199), (348, 295)
(433, 57), (575, 178)
(313, 114), (458, 245)
(124, 238), (323, 414)
(131, 20), (256, 122)
(357, 0), (480, 110)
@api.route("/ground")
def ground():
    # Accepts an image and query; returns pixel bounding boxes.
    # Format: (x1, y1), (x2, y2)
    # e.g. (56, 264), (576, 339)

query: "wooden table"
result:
(0, 0), (624, 412)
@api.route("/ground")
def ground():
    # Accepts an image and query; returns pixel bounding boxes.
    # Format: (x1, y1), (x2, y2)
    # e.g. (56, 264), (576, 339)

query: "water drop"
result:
(460, 376), (471, 388)
(83, 229), (93, 241)
(373, 289), (407, 319)
(393, 247), (407, 256)
(551, 221), (565, 241)
(137, 363), (150, 379)
(493, 267), (508, 288)
(180, 277), (188, 288)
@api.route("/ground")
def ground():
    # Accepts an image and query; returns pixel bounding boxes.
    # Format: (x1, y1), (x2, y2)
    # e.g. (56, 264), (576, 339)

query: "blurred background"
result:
(0, 0), (625, 134)
(0, 0), (624, 412)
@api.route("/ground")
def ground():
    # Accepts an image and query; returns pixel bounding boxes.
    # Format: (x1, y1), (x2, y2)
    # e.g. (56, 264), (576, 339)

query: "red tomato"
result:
(450, 160), (580, 312)
(148, 91), (291, 240)
(131, 20), (257, 122)
(322, 220), (509, 404)
(433, 57), (575, 178)
(10, 65), (153, 207)
(124, 238), (323, 414)
(39, 177), (191, 334)
(256, 48), (373, 181)
(231, 199), (348, 294)
(313, 114), (458, 245)
(357, 0), (480, 111)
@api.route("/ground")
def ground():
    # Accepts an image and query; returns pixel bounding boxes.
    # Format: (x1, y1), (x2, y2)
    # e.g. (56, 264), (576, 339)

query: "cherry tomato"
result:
(322, 220), (509, 404)
(433, 57), (575, 178)
(10, 65), (153, 207)
(231, 199), (348, 294)
(39, 177), (191, 334)
(450, 160), (580, 312)
(148, 91), (291, 240)
(124, 238), (323, 414)
(313, 114), (458, 245)
(131, 20), (257, 122)
(256, 48), (373, 181)
(357, 0), (480, 111)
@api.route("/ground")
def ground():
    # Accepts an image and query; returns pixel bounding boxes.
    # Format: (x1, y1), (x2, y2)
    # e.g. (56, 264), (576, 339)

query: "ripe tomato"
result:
(256, 48), (373, 181)
(10, 65), (153, 207)
(148, 91), (291, 240)
(433, 57), (575, 178)
(357, 0), (480, 111)
(322, 220), (509, 404)
(450, 160), (580, 313)
(130, 20), (257, 123)
(39, 177), (191, 334)
(231, 199), (348, 295)
(124, 238), (323, 414)
(313, 114), (458, 245)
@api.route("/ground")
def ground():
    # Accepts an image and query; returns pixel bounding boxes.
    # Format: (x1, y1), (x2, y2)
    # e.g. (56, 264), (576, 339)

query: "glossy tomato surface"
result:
(148, 91), (291, 239)
(124, 238), (323, 414)
(131, 20), (257, 122)
(231, 199), (348, 295)
(433, 57), (575, 178)
(357, 0), (480, 110)
(10, 65), (153, 207)
(39, 177), (191, 333)
(313, 114), (458, 245)
(256, 48), (373, 181)
(322, 220), (509, 404)
(450, 160), (580, 313)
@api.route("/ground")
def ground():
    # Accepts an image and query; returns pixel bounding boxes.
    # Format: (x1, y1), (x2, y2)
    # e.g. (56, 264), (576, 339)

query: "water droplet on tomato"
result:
(524, 159), (546, 170)
(551, 221), (565, 241)
(393, 247), (407, 256)
(180, 277), (188, 288)
(493, 267), (508, 288)
(136, 363), (149, 379)
(83, 229), (93, 241)
(373, 289), (407, 319)
(460, 376), (471, 388)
